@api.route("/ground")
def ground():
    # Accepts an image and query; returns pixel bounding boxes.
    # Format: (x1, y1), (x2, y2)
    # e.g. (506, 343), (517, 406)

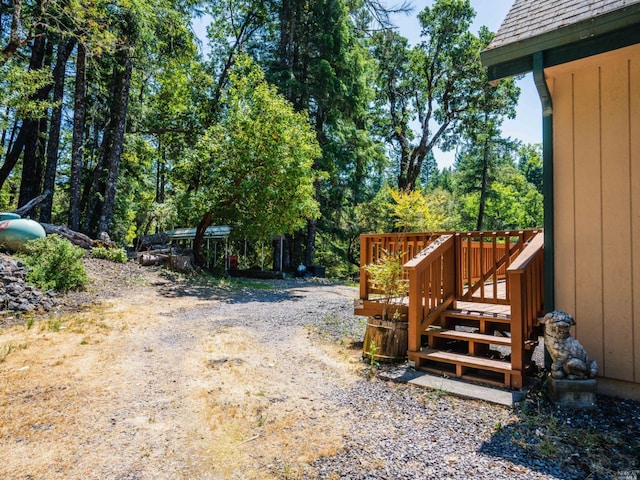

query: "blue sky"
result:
(390, 0), (542, 167)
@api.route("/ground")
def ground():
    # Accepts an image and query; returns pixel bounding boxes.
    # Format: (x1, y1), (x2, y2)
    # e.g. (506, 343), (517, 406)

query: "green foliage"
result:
(364, 249), (408, 318)
(389, 188), (447, 233)
(367, 339), (378, 367)
(90, 246), (128, 263)
(518, 143), (544, 193)
(177, 56), (322, 242)
(355, 188), (395, 234)
(18, 235), (89, 292)
(370, 0), (520, 191)
(0, 63), (54, 122)
(455, 145), (543, 231)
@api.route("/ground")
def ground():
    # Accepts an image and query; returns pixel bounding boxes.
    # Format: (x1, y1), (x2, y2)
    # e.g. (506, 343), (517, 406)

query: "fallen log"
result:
(134, 232), (169, 251)
(40, 223), (94, 249)
(12, 190), (51, 217)
(137, 246), (172, 256)
(139, 253), (167, 266)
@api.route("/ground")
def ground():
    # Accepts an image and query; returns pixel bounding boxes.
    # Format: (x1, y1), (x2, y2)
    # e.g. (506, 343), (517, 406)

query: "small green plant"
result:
(364, 249), (408, 320)
(18, 235), (89, 292)
(538, 438), (559, 457)
(41, 319), (62, 332)
(26, 318), (34, 329)
(90, 246), (128, 263)
(367, 339), (378, 367)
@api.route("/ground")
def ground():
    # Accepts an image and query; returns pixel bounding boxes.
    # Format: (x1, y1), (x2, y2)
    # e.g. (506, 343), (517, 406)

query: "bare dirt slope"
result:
(0, 262), (365, 479)
(1, 260), (639, 480)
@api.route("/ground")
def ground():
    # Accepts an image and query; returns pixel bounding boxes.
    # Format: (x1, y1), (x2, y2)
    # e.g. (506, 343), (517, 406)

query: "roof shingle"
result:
(487, 0), (640, 51)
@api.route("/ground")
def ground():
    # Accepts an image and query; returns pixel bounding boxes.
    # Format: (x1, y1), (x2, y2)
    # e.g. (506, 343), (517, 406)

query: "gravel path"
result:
(1, 265), (639, 479)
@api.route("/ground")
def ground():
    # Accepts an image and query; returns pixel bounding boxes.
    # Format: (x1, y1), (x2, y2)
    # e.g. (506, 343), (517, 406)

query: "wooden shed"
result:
(481, 0), (640, 400)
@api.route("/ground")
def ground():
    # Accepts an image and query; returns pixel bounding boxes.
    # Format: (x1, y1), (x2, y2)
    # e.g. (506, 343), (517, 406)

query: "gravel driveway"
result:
(0, 262), (638, 479)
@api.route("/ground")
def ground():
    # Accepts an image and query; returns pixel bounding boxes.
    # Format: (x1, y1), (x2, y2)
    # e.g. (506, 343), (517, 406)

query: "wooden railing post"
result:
(408, 267), (421, 352)
(506, 232), (545, 390)
(509, 270), (525, 389)
(359, 235), (370, 300)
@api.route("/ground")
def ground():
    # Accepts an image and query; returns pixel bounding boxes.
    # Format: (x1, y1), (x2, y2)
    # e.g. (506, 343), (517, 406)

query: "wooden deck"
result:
(356, 230), (545, 389)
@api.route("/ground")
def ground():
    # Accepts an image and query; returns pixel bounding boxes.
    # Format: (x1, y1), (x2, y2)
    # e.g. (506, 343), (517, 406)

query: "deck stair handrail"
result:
(456, 230), (540, 305)
(506, 231), (545, 383)
(404, 234), (456, 353)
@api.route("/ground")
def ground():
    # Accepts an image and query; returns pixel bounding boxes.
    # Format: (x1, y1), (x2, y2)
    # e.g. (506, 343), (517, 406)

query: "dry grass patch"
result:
(196, 325), (352, 479)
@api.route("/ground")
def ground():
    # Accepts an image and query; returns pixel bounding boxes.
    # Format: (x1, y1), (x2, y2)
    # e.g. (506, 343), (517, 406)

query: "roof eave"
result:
(481, 4), (640, 80)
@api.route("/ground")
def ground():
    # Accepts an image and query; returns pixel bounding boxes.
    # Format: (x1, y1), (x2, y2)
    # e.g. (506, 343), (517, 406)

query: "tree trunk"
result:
(0, 123), (29, 191)
(305, 218), (316, 268)
(19, 116), (47, 208)
(13, 190), (50, 217)
(476, 138), (490, 231)
(17, 35), (48, 208)
(41, 39), (75, 223)
(68, 42), (86, 231)
(98, 53), (133, 234)
(193, 211), (212, 266)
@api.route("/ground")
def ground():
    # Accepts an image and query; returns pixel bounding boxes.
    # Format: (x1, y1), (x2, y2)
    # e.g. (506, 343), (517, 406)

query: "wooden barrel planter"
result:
(363, 315), (409, 363)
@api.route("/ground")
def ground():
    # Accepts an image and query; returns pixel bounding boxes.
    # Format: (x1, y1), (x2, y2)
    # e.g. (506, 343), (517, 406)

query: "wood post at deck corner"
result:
(359, 235), (370, 300)
(407, 267), (421, 353)
(509, 270), (525, 389)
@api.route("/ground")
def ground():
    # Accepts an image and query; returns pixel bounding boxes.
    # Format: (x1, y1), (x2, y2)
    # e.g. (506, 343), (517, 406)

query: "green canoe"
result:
(0, 214), (46, 252)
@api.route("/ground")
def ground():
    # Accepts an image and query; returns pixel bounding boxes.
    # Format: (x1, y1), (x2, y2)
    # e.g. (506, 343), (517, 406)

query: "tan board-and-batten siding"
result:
(546, 43), (640, 392)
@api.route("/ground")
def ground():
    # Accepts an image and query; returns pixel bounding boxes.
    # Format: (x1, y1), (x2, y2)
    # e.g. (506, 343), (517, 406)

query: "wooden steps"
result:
(411, 308), (519, 388)
(425, 327), (511, 346)
(411, 350), (514, 388)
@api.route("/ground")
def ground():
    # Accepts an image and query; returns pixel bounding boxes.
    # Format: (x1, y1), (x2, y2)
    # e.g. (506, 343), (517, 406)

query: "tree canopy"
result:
(0, 0), (543, 277)
(175, 56), (321, 243)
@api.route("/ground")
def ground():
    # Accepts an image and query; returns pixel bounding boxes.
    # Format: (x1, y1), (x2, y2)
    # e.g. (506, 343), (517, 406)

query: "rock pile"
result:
(0, 254), (55, 313)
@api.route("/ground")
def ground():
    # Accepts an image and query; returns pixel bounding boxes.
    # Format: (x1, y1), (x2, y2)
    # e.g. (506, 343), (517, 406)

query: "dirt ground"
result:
(3, 260), (639, 480)
(0, 261), (365, 479)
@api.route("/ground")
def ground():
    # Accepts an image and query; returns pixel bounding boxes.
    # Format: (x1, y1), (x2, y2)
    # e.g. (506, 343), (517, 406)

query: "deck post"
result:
(360, 236), (369, 300)
(509, 270), (525, 389)
(407, 267), (421, 353)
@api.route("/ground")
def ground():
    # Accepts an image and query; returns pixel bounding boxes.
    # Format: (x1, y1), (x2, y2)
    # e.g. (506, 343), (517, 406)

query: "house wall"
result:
(545, 43), (640, 397)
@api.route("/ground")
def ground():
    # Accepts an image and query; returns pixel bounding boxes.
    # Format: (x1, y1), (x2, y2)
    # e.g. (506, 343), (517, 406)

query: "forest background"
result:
(0, 0), (543, 278)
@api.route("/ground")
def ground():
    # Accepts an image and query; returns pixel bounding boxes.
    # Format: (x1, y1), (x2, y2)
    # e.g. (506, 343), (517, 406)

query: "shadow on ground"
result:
(155, 270), (340, 304)
(479, 384), (640, 480)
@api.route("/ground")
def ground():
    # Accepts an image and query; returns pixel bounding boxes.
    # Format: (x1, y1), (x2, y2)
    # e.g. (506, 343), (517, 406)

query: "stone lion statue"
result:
(540, 310), (598, 380)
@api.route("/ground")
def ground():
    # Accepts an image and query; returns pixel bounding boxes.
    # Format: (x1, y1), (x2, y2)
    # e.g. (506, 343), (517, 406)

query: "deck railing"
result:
(507, 232), (545, 388)
(404, 234), (456, 352)
(358, 230), (541, 313)
(456, 230), (540, 305)
(359, 232), (444, 300)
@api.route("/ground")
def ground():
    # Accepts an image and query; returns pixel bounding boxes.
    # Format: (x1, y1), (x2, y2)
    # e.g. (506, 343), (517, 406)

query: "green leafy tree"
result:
(272, 0), (382, 268)
(371, 0), (512, 192)
(389, 188), (446, 233)
(175, 56), (321, 262)
(453, 26), (519, 230)
(518, 143), (543, 194)
(456, 162), (543, 231)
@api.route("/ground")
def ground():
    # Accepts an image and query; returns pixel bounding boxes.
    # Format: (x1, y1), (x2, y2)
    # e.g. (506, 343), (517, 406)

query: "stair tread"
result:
(444, 308), (511, 323)
(412, 350), (513, 372)
(426, 327), (511, 346)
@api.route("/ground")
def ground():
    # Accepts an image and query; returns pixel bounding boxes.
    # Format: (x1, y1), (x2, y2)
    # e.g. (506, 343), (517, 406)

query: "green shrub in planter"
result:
(364, 249), (408, 320)
(19, 235), (89, 292)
